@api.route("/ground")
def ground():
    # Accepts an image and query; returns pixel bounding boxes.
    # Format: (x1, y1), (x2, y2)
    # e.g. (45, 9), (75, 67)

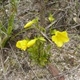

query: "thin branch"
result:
(36, 0), (46, 27)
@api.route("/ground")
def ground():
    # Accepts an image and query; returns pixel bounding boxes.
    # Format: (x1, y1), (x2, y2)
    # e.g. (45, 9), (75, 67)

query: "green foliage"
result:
(50, 29), (57, 35)
(7, 13), (14, 35)
(28, 39), (51, 66)
(15, 0), (69, 67)
(2, 14), (15, 47)
(48, 13), (55, 22)
(10, 0), (18, 13)
(0, 0), (17, 48)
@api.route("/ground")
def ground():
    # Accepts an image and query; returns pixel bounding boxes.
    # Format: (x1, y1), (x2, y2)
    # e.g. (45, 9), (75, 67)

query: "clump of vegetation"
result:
(16, 17), (69, 66)
(0, 0), (17, 48)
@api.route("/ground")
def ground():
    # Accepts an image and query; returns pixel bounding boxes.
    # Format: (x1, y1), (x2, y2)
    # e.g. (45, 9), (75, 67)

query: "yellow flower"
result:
(16, 40), (28, 51)
(24, 19), (37, 28)
(16, 38), (37, 51)
(51, 31), (69, 47)
(27, 39), (37, 47)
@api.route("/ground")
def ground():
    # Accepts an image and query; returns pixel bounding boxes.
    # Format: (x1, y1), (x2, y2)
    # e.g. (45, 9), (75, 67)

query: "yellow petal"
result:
(52, 30), (69, 47)
(52, 35), (63, 47)
(57, 42), (63, 47)
(27, 39), (37, 47)
(61, 31), (69, 42)
(16, 40), (28, 51)
(24, 19), (37, 28)
(16, 41), (22, 49)
(55, 31), (69, 42)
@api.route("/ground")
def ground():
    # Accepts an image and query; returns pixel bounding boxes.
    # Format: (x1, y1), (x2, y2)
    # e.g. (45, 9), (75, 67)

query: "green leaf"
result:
(50, 29), (57, 35)
(10, 0), (18, 13)
(7, 13), (14, 35)
(38, 37), (46, 41)
(39, 26), (46, 32)
(48, 13), (55, 22)
(2, 36), (9, 47)
(0, 21), (7, 32)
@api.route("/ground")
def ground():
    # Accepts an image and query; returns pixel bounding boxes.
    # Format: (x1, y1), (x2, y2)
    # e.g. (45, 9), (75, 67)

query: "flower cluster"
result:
(15, 18), (70, 66)
(16, 18), (69, 50)
(16, 39), (37, 51)
(16, 37), (46, 51)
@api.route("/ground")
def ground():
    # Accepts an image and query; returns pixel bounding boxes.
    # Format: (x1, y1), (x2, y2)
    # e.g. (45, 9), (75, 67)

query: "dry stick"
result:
(70, 24), (80, 29)
(46, 20), (57, 30)
(46, 15), (65, 30)
(37, 0), (46, 27)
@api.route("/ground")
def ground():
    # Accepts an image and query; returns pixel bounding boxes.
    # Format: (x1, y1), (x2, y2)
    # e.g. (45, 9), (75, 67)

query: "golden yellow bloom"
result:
(27, 39), (37, 47)
(16, 40), (28, 51)
(24, 19), (37, 28)
(16, 38), (37, 51)
(52, 31), (69, 47)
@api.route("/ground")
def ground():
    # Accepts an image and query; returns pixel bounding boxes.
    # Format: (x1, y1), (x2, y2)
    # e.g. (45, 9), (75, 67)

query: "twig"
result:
(46, 20), (57, 30)
(46, 15), (64, 30)
(70, 24), (80, 29)
(36, 0), (46, 27)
